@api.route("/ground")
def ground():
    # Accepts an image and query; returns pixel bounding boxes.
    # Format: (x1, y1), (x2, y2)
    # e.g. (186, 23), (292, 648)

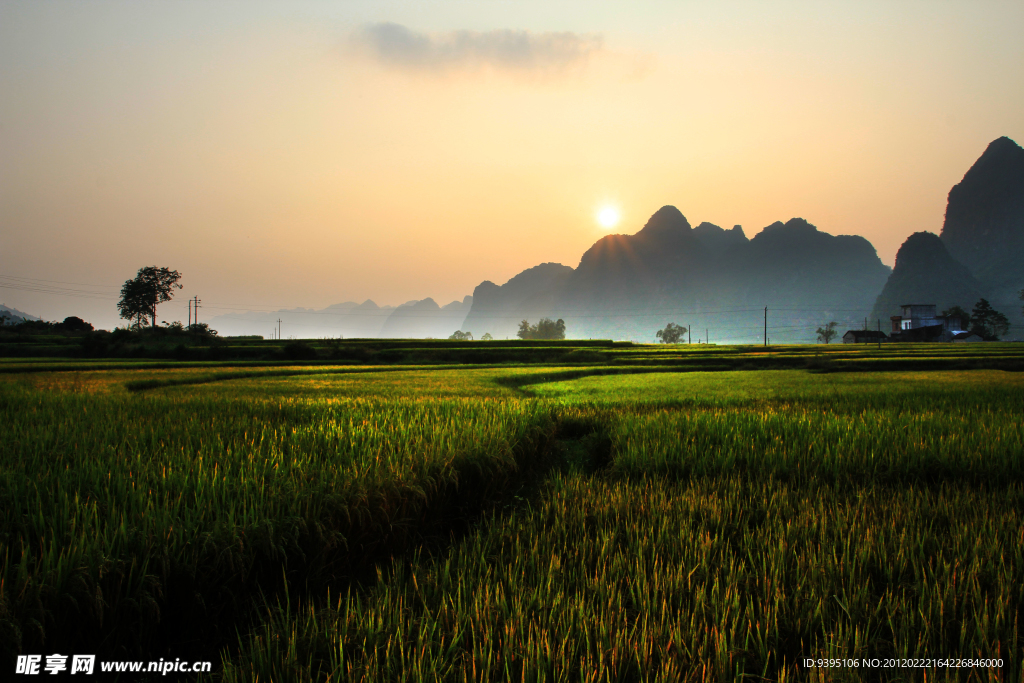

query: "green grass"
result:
(220, 369), (1023, 681)
(1, 350), (1022, 680)
(528, 368), (1024, 405)
(0, 383), (552, 660)
(224, 475), (1021, 682)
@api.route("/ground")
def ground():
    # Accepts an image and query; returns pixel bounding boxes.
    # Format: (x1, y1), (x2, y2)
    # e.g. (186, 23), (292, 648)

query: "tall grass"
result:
(0, 383), (552, 659)
(610, 397), (1024, 487)
(223, 373), (1024, 681)
(4, 360), (1023, 679)
(224, 473), (1021, 681)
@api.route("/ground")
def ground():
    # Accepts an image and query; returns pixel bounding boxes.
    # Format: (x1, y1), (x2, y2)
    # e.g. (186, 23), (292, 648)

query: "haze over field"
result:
(2, 1), (1023, 336)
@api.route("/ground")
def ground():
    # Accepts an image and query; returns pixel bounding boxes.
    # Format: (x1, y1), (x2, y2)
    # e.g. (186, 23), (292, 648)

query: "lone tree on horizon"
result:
(816, 321), (838, 344)
(117, 266), (182, 329)
(656, 322), (685, 344)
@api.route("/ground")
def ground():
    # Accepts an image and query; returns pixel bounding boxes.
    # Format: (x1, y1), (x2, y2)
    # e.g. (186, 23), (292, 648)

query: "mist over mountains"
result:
(203, 136), (1021, 343)
(209, 297), (472, 340)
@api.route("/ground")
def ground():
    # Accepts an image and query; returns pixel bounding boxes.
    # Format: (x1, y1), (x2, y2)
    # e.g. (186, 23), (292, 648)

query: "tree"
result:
(940, 305), (972, 331)
(816, 321), (838, 344)
(970, 298), (1009, 340)
(188, 322), (217, 337)
(655, 322), (685, 344)
(117, 267), (182, 329)
(481, 332), (493, 341)
(538, 318), (566, 340)
(517, 318), (566, 340)
(448, 330), (473, 341)
(55, 316), (93, 333)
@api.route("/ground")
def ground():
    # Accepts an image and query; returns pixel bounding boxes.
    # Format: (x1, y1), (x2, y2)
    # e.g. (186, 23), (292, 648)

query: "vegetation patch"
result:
(1, 350), (1022, 680)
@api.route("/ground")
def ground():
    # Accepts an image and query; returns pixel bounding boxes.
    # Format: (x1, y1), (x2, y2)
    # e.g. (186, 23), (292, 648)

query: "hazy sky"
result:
(2, 0), (1022, 329)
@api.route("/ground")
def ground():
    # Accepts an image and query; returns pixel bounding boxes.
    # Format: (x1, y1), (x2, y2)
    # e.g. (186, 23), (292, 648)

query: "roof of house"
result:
(891, 323), (948, 342)
(844, 330), (888, 338)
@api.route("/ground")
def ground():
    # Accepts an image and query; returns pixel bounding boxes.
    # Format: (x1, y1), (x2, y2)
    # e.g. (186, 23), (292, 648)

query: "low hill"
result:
(0, 304), (41, 325)
(870, 232), (984, 324)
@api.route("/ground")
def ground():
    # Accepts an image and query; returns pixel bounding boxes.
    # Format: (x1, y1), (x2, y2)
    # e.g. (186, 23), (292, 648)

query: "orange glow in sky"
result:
(1, 1), (1022, 328)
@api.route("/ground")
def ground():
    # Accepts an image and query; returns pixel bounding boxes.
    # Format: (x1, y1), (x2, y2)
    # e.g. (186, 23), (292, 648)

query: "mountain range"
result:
(464, 209), (892, 342)
(208, 296), (473, 340)
(18, 138), (1021, 342)
(202, 137), (1024, 342)
(870, 136), (1024, 333)
(463, 135), (1021, 342)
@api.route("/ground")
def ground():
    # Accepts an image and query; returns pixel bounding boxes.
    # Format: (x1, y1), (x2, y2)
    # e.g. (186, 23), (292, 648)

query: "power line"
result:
(0, 274), (120, 290)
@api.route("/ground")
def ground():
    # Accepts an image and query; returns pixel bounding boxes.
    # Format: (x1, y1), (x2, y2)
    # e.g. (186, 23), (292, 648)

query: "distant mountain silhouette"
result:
(939, 135), (1024, 328)
(463, 207), (891, 342)
(564, 206), (710, 311)
(209, 300), (396, 339)
(724, 218), (891, 310)
(0, 304), (41, 324)
(941, 137), (1024, 278)
(461, 263), (573, 339)
(209, 296), (474, 339)
(691, 222), (748, 256)
(378, 296), (473, 338)
(870, 232), (984, 324)
(207, 138), (1022, 342)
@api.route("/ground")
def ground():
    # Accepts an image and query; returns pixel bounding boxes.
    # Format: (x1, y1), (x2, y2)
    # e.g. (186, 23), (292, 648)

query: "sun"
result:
(597, 206), (621, 229)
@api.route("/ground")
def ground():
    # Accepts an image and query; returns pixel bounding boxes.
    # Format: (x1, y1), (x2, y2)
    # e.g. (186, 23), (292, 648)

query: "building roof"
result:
(890, 323), (947, 342)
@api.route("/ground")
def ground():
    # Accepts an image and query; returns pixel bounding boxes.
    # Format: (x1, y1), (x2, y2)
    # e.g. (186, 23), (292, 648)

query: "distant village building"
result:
(888, 304), (966, 342)
(890, 304), (961, 333)
(842, 330), (889, 344)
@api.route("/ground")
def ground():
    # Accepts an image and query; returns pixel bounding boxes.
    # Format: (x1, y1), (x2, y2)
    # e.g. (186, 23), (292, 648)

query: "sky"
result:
(2, 0), (1022, 330)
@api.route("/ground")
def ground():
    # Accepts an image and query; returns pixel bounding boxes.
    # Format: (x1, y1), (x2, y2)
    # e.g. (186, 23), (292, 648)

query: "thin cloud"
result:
(351, 23), (604, 75)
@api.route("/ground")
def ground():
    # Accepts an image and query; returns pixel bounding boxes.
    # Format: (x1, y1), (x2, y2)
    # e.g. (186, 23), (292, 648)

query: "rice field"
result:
(1, 347), (1022, 680)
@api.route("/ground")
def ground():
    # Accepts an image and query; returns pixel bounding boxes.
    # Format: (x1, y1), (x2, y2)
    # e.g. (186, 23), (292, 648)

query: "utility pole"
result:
(188, 299), (192, 328)
(706, 328), (709, 345)
(877, 318), (881, 350)
(190, 296), (201, 340)
(688, 325), (691, 344)
(764, 306), (768, 347)
(277, 318), (282, 340)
